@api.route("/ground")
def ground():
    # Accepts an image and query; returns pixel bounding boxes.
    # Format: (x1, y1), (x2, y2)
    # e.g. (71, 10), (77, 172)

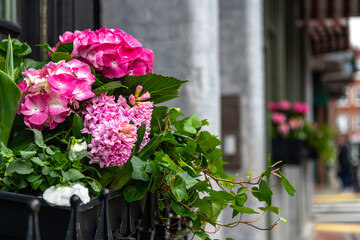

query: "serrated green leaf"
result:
(51, 52), (73, 62)
(280, 171), (296, 196)
(120, 73), (187, 104)
(6, 160), (33, 174)
(56, 42), (73, 54)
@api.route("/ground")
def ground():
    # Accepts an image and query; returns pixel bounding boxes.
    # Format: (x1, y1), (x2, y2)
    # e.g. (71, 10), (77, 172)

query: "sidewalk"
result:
(311, 191), (360, 240)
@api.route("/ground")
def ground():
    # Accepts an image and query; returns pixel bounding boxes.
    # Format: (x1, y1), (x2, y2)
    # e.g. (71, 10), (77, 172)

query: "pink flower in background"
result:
(272, 112), (286, 124)
(293, 102), (309, 114)
(18, 59), (95, 130)
(278, 100), (291, 110)
(288, 117), (304, 130)
(81, 87), (153, 168)
(54, 27), (154, 78)
(278, 123), (290, 136)
(267, 101), (278, 111)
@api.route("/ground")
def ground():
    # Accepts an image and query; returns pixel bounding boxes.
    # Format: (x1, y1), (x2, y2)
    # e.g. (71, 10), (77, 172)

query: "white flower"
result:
(43, 183), (90, 206)
(69, 139), (87, 154)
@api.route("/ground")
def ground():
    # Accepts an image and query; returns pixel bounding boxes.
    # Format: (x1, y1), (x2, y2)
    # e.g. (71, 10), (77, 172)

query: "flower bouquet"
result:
(268, 100), (315, 164)
(0, 28), (295, 239)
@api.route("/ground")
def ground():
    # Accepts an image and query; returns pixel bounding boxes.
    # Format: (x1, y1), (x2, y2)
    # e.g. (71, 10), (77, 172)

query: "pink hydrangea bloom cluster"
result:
(18, 60), (95, 130)
(81, 86), (153, 168)
(268, 100), (309, 137)
(54, 27), (154, 79)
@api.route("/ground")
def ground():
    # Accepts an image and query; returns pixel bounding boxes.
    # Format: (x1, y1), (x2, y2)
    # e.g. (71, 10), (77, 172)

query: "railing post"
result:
(139, 192), (155, 240)
(94, 188), (113, 240)
(118, 201), (135, 240)
(65, 195), (82, 240)
(26, 199), (41, 240)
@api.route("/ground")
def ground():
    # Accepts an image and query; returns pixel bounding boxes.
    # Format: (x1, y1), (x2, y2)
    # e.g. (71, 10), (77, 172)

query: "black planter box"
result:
(0, 190), (143, 240)
(271, 138), (313, 165)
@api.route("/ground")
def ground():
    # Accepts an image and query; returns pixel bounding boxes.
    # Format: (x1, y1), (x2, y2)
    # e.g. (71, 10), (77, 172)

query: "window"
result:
(336, 114), (350, 133)
(356, 115), (360, 132)
(355, 86), (360, 105)
(0, 0), (19, 39)
(337, 86), (349, 106)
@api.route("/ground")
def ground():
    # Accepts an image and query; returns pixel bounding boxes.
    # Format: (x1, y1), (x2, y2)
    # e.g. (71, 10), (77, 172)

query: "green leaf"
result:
(56, 42), (73, 54)
(174, 114), (202, 134)
(264, 154), (272, 182)
(154, 152), (184, 174)
(0, 38), (31, 58)
(0, 70), (22, 146)
(6, 160), (33, 174)
(30, 157), (45, 167)
(28, 129), (47, 148)
(108, 164), (132, 190)
(137, 133), (164, 160)
(92, 81), (127, 95)
(62, 169), (85, 182)
(123, 181), (149, 202)
(120, 73), (187, 104)
(251, 180), (273, 206)
(230, 205), (259, 215)
(30, 179), (43, 190)
(178, 171), (198, 189)
(130, 156), (151, 181)
(20, 150), (37, 160)
(158, 200), (165, 211)
(5, 35), (14, 80)
(72, 113), (84, 139)
(27, 174), (41, 183)
(194, 231), (209, 240)
(278, 216), (288, 223)
(132, 124), (146, 156)
(280, 171), (296, 196)
(36, 43), (55, 54)
(87, 179), (101, 194)
(259, 206), (280, 215)
(0, 141), (13, 158)
(171, 175), (187, 202)
(51, 52), (73, 62)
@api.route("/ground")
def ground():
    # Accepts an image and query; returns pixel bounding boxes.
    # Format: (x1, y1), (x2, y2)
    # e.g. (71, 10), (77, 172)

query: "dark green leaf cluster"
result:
(0, 129), (101, 195)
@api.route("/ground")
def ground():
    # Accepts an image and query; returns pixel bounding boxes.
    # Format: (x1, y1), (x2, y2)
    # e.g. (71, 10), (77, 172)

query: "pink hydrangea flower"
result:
(267, 101), (277, 111)
(288, 117), (304, 130)
(81, 87), (153, 168)
(54, 27), (154, 78)
(18, 59), (95, 130)
(292, 102), (309, 114)
(271, 112), (286, 124)
(278, 123), (290, 136)
(277, 100), (291, 110)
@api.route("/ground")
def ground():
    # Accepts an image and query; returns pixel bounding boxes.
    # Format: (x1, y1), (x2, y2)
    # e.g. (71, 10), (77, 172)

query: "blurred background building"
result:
(3, 0), (360, 239)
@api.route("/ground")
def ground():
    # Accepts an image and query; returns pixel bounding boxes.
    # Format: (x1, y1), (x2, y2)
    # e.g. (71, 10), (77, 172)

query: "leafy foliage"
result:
(0, 37), (297, 239)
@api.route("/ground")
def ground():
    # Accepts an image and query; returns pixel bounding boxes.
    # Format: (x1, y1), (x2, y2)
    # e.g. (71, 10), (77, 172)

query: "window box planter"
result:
(0, 189), (160, 240)
(271, 138), (314, 165)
